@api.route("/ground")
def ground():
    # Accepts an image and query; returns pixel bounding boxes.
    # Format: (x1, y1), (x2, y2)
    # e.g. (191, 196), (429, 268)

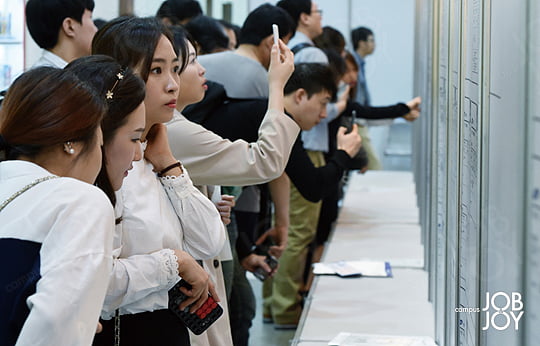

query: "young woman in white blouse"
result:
(0, 67), (114, 345)
(65, 55), (147, 219)
(91, 17), (227, 345)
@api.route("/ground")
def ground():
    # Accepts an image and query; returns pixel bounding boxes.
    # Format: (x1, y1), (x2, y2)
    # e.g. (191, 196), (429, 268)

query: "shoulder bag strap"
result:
(291, 42), (314, 55)
(0, 176), (58, 212)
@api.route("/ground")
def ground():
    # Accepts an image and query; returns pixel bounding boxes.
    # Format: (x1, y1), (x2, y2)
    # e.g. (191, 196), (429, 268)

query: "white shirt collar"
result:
(288, 31), (313, 47)
(32, 50), (69, 69)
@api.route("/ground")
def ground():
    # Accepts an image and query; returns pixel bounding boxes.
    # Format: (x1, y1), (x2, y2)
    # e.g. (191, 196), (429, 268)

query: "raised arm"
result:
(286, 127), (362, 203)
(346, 96), (422, 121)
(167, 40), (299, 186)
(267, 39), (295, 112)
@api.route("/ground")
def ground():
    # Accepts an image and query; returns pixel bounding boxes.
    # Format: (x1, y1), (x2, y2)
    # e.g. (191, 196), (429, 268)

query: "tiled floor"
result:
(247, 122), (413, 346)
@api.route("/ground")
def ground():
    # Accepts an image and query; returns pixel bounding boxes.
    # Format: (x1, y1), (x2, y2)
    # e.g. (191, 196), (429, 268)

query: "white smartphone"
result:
(272, 24), (279, 51)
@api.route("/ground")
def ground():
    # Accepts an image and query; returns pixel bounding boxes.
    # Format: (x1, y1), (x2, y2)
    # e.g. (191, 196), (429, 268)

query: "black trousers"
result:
(93, 309), (190, 346)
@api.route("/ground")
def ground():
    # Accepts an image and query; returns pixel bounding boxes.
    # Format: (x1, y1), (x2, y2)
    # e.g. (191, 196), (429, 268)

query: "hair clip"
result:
(106, 71), (125, 100)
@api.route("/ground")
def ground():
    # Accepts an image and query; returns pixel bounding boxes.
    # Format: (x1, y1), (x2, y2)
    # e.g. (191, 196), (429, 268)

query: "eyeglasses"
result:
(313, 9), (323, 15)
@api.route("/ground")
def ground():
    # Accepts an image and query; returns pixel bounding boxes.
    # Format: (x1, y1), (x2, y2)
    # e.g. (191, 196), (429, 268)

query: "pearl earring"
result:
(64, 142), (75, 155)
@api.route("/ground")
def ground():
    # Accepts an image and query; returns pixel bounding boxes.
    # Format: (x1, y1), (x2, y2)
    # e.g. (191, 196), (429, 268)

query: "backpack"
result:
(182, 81), (269, 142)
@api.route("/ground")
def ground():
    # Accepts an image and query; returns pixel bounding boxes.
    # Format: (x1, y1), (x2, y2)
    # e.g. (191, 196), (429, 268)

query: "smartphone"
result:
(347, 110), (357, 134)
(168, 279), (224, 335)
(272, 24), (280, 52)
(254, 255), (279, 281)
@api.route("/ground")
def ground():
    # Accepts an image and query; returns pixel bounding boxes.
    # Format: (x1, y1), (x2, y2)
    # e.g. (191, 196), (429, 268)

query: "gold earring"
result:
(64, 142), (75, 154)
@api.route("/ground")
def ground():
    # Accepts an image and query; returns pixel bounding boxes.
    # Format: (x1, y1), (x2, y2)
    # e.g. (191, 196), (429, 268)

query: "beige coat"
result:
(167, 109), (299, 187)
(167, 109), (299, 345)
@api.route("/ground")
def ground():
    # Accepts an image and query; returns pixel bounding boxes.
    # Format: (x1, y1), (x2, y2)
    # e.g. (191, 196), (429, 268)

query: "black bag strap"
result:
(291, 42), (314, 55)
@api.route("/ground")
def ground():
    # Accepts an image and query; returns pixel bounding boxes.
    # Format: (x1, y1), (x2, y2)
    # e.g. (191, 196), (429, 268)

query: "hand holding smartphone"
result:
(168, 280), (223, 335)
(254, 255), (279, 281)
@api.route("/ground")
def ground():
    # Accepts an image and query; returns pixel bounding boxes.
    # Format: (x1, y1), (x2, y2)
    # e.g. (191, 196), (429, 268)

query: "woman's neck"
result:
(176, 103), (187, 113)
(18, 152), (67, 178)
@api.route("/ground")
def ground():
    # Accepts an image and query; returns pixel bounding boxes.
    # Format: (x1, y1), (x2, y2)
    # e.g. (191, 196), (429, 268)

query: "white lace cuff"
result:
(159, 165), (195, 199)
(159, 249), (180, 289)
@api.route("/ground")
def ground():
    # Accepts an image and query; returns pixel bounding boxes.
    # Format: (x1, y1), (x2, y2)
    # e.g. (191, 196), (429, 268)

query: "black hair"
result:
(284, 63), (337, 102)
(219, 19), (241, 49)
(323, 48), (347, 83)
(93, 18), (107, 30)
(156, 1), (173, 21)
(92, 16), (187, 81)
(351, 26), (374, 50)
(239, 4), (295, 46)
(276, 0), (311, 29)
(26, 0), (95, 49)
(184, 15), (229, 54)
(65, 55), (146, 207)
(170, 26), (197, 58)
(314, 26), (345, 54)
(156, 0), (203, 25)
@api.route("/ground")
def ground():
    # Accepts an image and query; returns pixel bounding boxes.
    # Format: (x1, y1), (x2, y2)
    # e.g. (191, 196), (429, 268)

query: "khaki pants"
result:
(357, 124), (382, 170)
(263, 150), (325, 325)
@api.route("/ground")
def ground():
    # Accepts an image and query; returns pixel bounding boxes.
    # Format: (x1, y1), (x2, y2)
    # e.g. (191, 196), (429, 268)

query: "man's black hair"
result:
(93, 18), (107, 30)
(184, 15), (229, 54)
(239, 4), (295, 46)
(26, 0), (95, 49)
(351, 26), (374, 50)
(156, 0), (203, 25)
(219, 19), (241, 48)
(276, 0), (311, 29)
(284, 63), (337, 102)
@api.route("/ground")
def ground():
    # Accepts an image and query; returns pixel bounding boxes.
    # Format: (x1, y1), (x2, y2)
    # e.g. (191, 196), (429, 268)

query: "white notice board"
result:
(457, 0), (483, 344)
(526, 0), (540, 345)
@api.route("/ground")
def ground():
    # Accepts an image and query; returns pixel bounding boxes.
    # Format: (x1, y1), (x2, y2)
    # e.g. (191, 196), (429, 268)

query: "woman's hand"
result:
(268, 39), (295, 91)
(336, 84), (351, 114)
(256, 225), (288, 259)
(174, 250), (219, 313)
(403, 96), (421, 121)
(216, 194), (235, 225)
(145, 124), (183, 175)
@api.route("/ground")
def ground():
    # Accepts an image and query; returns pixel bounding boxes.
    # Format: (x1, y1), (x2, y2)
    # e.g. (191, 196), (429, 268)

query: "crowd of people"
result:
(0, 0), (420, 345)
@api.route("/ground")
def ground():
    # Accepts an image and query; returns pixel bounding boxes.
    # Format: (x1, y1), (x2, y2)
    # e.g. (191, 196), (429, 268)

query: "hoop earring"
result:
(64, 142), (75, 155)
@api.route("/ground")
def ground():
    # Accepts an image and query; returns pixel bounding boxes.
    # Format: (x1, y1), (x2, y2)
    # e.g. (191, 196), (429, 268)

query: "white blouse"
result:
(101, 158), (225, 318)
(0, 160), (115, 346)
